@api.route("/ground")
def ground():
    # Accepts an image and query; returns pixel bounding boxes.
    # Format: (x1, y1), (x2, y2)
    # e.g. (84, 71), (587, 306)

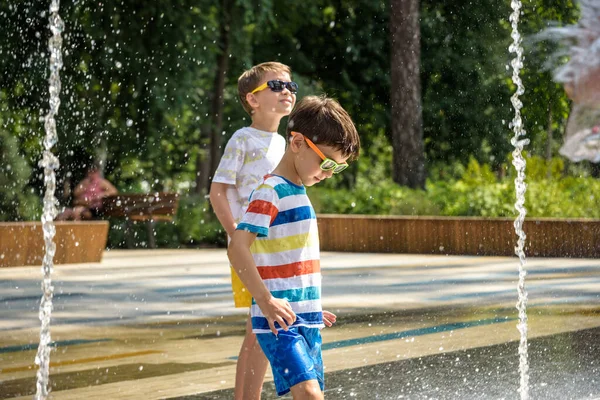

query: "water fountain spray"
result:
(508, 0), (530, 399)
(34, 1), (63, 398)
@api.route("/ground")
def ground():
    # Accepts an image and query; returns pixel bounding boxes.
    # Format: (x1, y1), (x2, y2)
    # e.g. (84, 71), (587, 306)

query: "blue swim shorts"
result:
(256, 326), (324, 396)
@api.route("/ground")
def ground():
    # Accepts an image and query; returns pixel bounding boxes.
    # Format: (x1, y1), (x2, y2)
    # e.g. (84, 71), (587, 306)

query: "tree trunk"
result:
(390, 0), (426, 189)
(204, 0), (232, 194)
(195, 124), (211, 195)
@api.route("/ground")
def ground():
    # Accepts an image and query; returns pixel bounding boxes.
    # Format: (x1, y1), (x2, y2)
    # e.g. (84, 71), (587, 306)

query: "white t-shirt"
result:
(212, 127), (286, 223)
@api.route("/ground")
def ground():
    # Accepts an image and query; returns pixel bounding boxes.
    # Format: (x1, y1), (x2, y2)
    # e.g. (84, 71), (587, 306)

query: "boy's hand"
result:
(323, 310), (337, 327)
(257, 296), (296, 335)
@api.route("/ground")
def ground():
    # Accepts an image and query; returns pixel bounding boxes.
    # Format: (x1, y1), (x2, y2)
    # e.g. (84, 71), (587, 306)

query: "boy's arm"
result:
(228, 229), (296, 335)
(209, 182), (237, 237)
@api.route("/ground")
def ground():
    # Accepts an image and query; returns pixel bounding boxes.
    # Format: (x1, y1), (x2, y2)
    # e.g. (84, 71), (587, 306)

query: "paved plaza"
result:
(1, 249), (599, 399)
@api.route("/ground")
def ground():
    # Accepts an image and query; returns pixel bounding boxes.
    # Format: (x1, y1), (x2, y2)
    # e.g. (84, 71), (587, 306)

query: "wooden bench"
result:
(102, 192), (179, 248)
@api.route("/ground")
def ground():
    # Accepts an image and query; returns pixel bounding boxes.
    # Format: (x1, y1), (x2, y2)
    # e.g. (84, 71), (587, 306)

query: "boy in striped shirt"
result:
(228, 95), (360, 399)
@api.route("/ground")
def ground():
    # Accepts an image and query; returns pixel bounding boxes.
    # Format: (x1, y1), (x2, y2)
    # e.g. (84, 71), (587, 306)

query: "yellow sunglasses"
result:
(291, 131), (349, 173)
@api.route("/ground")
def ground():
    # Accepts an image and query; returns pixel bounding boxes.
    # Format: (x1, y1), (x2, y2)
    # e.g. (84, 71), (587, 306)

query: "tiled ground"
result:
(1, 249), (599, 399)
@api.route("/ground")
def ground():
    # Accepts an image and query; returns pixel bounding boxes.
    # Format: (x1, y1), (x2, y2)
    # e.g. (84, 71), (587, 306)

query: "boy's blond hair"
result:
(287, 95), (360, 161)
(238, 62), (292, 115)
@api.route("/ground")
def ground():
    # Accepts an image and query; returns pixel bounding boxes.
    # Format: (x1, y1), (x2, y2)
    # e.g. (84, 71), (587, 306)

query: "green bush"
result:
(310, 156), (600, 219)
(0, 129), (40, 221)
(172, 194), (227, 247)
(309, 177), (441, 216)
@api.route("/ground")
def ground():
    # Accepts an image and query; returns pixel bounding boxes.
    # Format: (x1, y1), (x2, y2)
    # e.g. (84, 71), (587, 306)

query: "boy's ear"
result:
(245, 93), (260, 110)
(289, 133), (304, 154)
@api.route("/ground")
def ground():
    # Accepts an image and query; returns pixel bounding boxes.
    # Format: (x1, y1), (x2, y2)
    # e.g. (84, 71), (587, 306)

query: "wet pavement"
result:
(1, 249), (600, 399)
(183, 325), (600, 399)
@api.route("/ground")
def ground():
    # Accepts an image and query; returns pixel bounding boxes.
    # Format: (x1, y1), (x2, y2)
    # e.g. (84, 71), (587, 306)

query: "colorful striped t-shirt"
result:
(236, 174), (324, 334)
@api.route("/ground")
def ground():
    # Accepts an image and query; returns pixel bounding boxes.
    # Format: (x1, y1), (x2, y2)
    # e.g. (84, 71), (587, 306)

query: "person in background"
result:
(57, 163), (117, 220)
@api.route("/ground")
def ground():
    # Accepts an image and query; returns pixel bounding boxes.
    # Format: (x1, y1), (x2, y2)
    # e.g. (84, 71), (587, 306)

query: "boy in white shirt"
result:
(209, 61), (297, 399)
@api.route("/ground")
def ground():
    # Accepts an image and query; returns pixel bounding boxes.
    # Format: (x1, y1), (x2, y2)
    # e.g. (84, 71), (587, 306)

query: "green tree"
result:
(0, 1), (219, 194)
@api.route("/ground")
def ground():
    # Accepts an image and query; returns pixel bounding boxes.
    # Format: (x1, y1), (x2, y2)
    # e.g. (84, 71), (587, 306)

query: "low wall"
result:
(317, 214), (600, 258)
(0, 221), (109, 267)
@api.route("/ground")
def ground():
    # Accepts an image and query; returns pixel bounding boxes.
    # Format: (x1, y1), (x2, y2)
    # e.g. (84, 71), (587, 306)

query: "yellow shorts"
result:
(230, 266), (252, 308)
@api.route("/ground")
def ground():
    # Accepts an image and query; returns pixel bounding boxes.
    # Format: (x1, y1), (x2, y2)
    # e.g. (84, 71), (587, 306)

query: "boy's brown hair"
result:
(238, 62), (292, 115)
(287, 95), (360, 161)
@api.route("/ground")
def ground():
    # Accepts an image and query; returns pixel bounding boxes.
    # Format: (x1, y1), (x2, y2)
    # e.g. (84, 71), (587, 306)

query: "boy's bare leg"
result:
(290, 380), (323, 400)
(234, 316), (269, 400)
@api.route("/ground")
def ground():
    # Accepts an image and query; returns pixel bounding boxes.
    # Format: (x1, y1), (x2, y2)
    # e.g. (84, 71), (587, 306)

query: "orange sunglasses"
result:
(291, 131), (349, 173)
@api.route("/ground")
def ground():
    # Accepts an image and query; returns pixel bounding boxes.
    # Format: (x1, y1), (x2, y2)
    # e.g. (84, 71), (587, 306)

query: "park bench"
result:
(102, 192), (179, 248)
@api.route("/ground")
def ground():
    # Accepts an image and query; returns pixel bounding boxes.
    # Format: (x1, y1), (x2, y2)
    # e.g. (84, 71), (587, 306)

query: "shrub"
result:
(310, 156), (600, 219)
(0, 130), (40, 221)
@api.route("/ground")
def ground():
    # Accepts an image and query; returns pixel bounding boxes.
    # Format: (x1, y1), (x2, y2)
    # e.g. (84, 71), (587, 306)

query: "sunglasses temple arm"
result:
(305, 138), (328, 160)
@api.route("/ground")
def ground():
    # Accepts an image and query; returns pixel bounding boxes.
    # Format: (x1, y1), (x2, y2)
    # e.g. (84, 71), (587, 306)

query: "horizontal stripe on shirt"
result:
(237, 222), (268, 238)
(272, 206), (315, 227)
(252, 246), (320, 268)
(250, 184), (276, 203)
(251, 311), (324, 331)
(246, 200), (278, 222)
(252, 232), (318, 254)
(262, 272), (321, 292)
(272, 182), (306, 199)
(276, 193), (312, 211)
(255, 219), (317, 240)
(257, 259), (320, 280)
(252, 285), (320, 305)
(251, 298), (323, 317)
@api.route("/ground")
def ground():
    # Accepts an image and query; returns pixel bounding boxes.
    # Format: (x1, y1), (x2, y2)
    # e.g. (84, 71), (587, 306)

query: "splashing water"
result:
(34, 1), (64, 399)
(509, 1), (530, 399)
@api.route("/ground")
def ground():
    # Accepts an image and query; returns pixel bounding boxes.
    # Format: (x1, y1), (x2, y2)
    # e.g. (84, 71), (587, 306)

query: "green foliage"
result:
(311, 156), (600, 219)
(0, 129), (40, 220)
(0, 96), (40, 221)
(1, 0), (220, 194)
(421, 0), (512, 167)
(171, 194), (226, 247)
(461, 157), (497, 185)
(1, 0), (596, 249)
(310, 177), (441, 216)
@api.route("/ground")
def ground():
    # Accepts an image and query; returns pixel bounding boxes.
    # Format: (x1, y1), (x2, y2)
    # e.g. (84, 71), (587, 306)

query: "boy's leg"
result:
(290, 380), (324, 400)
(255, 327), (324, 397)
(234, 316), (269, 400)
(231, 266), (268, 400)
